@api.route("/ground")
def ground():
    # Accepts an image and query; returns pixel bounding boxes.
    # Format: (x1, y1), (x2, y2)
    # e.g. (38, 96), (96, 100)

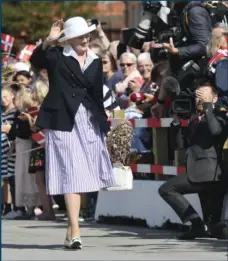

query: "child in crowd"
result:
(1, 87), (18, 217)
(20, 81), (55, 220)
(13, 70), (33, 89)
(8, 88), (40, 219)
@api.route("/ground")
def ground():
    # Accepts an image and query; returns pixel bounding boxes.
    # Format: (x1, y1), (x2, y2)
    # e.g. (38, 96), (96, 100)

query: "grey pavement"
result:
(2, 219), (228, 260)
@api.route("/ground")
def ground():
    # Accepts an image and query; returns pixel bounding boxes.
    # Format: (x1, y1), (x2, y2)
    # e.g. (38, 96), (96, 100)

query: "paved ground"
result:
(2, 219), (228, 260)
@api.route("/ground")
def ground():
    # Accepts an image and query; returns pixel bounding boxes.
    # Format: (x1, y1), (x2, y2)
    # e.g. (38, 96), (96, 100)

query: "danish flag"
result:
(27, 107), (46, 148)
(1, 33), (15, 53)
(32, 131), (46, 148)
(208, 47), (228, 66)
(27, 106), (39, 118)
(17, 45), (36, 62)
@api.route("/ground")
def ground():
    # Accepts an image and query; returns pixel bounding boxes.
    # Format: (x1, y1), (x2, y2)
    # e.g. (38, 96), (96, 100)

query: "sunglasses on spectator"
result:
(120, 63), (134, 67)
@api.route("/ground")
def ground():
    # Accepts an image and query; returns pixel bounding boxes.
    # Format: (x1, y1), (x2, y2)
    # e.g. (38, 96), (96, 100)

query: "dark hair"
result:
(13, 70), (32, 82)
(151, 61), (171, 83)
(10, 83), (21, 93)
(195, 78), (218, 94)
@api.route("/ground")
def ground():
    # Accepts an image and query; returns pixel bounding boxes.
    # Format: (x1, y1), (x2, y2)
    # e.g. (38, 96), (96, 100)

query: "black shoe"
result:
(177, 225), (210, 240)
(14, 214), (34, 220)
(210, 222), (228, 239)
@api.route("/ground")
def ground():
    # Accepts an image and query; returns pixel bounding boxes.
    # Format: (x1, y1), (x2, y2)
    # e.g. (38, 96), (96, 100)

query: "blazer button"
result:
(84, 88), (87, 92)
(72, 84), (76, 87)
(72, 74), (74, 77)
(72, 93), (76, 97)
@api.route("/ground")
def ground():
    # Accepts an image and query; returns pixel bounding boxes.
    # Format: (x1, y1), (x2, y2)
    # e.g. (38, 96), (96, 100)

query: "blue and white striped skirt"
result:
(45, 104), (115, 195)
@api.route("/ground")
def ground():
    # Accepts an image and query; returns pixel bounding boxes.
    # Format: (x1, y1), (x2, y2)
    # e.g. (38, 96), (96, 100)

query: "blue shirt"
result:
(104, 71), (123, 92)
(215, 59), (228, 107)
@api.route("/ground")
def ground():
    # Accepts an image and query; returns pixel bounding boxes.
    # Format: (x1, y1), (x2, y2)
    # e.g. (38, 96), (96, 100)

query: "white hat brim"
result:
(58, 24), (96, 43)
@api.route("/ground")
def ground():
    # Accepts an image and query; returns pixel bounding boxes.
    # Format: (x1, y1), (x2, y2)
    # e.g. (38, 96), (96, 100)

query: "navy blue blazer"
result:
(30, 44), (109, 133)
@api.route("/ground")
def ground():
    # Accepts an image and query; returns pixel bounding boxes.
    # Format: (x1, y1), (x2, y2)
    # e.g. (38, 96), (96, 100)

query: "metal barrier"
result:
(109, 111), (228, 179)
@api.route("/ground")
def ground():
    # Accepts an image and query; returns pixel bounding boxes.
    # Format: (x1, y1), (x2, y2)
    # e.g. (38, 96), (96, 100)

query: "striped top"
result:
(103, 84), (120, 111)
(1, 109), (17, 154)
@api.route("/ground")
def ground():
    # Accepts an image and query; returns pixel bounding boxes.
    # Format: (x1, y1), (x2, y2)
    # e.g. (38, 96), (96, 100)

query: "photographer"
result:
(163, 1), (212, 60)
(158, 79), (228, 240)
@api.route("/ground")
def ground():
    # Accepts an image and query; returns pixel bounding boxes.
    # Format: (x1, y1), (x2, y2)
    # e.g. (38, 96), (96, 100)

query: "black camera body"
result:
(172, 95), (194, 119)
(163, 60), (202, 118)
(128, 0), (182, 59)
(142, 1), (163, 14)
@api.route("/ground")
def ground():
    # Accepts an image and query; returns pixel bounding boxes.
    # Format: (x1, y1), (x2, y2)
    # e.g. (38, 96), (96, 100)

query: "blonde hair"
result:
(32, 81), (48, 105)
(14, 88), (34, 110)
(2, 84), (14, 93)
(1, 86), (15, 99)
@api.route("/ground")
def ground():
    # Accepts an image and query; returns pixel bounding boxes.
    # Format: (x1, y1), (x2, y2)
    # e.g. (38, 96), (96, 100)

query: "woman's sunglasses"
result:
(120, 63), (134, 67)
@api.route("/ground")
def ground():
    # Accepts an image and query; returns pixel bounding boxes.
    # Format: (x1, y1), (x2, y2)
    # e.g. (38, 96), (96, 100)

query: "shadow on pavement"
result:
(1, 244), (62, 250)
(9, 221), (228, 253)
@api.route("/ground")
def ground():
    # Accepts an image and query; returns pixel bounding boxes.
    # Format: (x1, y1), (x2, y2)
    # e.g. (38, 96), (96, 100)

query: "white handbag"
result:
(104, 162), (133, 191)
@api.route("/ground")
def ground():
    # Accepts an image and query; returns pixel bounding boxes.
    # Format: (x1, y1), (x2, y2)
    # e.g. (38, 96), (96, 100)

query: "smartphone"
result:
(91, 19), (99, 26)
(134, 77), (144, 86)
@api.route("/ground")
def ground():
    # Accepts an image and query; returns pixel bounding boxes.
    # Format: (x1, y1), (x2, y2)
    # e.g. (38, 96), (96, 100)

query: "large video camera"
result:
(125, 1), (182, 61)
(162, 60), (203, 118)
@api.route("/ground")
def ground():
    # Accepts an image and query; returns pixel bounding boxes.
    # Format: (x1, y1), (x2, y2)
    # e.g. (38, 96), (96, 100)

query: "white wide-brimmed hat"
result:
(58, 17), (96, 43)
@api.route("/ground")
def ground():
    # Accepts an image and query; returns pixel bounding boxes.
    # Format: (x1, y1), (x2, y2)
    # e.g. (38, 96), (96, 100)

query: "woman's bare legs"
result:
(64, 193), (81, 240)
(35, 171), (55, 220)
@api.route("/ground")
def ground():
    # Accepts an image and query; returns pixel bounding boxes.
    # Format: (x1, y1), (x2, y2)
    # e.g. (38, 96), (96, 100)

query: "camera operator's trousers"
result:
(159, 173), (225, 225)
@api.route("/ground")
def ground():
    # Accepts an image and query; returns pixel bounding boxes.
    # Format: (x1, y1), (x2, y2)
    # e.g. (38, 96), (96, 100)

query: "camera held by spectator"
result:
(127, 1), (182, 60)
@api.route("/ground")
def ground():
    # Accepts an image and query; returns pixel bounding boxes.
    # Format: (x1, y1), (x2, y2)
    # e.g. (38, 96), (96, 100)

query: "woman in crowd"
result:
(115, 52), (142, 95)
(1, 86), (18, 217)
(13, 70), (32, 89)
(22, 81), (55, 220)
(30, 17), (115, 249)
(100, 50), (122, 91)
(130, 53), (156, 153)
(9, 88), (40, 219)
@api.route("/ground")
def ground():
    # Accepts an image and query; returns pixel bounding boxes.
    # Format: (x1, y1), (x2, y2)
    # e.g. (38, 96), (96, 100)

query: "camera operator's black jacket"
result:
(178, 2), (212, 60)
(171, 103), (228, 183)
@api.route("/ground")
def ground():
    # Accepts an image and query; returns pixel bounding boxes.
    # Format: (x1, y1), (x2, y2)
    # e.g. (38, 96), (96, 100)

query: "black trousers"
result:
(7, 176), (25, 212)
(159, 173), (225, 225)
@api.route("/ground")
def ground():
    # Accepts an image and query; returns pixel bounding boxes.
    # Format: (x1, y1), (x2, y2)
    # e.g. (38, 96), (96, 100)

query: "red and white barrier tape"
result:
(109, 118), (188, 128)
(10, 118), (187, 157)
(130, 164), (186, 175)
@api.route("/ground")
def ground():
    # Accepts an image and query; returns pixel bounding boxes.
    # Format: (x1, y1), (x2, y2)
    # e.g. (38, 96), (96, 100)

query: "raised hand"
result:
(46, 19), (65, 43)
(36, 38), (42, 47)
(1, 121), (11, 134)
